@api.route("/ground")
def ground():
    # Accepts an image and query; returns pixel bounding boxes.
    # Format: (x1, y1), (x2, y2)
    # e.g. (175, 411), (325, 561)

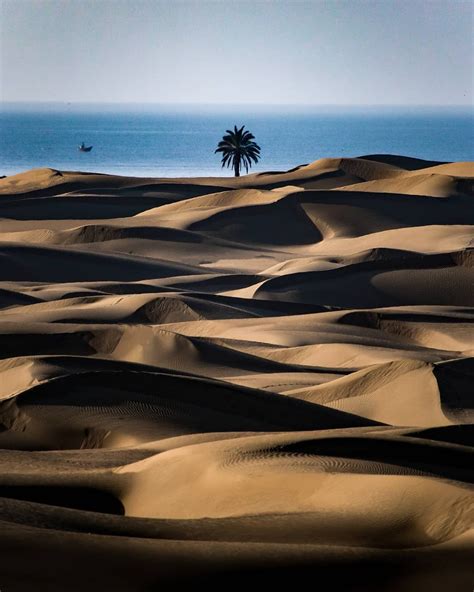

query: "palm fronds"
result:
(215, 125), (261, 176)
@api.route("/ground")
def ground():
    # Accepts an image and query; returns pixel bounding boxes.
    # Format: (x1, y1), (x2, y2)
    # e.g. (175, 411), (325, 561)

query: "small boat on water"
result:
(78, 142), (93, 152)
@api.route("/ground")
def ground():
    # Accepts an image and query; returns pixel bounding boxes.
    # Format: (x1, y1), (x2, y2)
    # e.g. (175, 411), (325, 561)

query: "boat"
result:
(78, 142), (93, 152)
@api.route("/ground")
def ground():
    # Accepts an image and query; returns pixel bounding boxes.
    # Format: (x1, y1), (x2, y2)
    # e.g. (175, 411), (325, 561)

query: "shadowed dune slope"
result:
(0, 156), (473, 591)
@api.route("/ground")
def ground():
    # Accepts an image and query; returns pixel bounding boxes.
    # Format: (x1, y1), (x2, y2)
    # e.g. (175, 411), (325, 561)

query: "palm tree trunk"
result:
(234, 157), (240, 177)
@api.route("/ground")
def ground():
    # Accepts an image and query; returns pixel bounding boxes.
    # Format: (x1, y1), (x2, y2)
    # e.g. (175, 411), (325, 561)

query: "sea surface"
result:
(1, 103), (472, 178)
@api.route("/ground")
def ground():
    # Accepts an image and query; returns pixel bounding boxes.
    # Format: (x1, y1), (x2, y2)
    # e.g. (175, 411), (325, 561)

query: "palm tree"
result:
(215, 125), (261, 177)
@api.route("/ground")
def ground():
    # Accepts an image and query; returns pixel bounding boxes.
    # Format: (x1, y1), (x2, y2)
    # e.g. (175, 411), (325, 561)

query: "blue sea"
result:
(1, 103), (472, 178)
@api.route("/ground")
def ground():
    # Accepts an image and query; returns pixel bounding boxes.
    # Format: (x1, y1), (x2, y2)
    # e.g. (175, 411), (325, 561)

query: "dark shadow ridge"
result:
(0, 194), (167, 218)
(409, 425), (474, 447)
(360, 154), (447, 170)
(0, 331), (97, 359)
(143, 550), (473, 591)
(0, 288), (42, 309)
(164, 562), (401, 590)
(0, 244), (201, 282)
(16, 370), (382, 432)
(0, 486), (124, 515)
(340, 309), (474, 328)
(276, 435), (474, 483)
(114, 183), (230, 196)
(434, 358), (474, 411)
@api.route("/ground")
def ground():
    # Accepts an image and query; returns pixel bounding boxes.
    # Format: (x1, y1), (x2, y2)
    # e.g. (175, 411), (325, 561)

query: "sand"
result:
(0, 156), (472, 591)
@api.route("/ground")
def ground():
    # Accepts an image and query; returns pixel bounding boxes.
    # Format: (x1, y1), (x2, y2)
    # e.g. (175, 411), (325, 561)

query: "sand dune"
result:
(0, 155), (472, 590)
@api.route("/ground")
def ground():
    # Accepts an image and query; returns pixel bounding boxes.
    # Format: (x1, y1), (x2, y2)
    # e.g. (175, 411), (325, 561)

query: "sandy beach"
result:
(0, 154), (473, 590)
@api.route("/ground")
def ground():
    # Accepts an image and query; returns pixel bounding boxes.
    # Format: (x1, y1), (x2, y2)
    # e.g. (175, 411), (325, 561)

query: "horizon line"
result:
(2, 100), (472, 109)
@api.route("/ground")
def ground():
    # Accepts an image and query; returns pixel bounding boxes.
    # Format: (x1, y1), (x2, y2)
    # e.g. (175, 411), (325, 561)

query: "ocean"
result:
(1, 104), (472, 178)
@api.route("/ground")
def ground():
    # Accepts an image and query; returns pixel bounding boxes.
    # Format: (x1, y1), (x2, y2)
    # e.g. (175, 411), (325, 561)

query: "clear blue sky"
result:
(1, 0), (472, 105)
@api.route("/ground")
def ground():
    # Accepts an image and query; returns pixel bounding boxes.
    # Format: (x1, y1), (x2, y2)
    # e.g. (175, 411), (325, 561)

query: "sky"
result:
(1, 0), (472, 106)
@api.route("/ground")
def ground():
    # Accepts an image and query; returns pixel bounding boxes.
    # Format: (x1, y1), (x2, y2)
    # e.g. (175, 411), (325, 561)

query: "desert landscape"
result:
(0, 154), (473, 590)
